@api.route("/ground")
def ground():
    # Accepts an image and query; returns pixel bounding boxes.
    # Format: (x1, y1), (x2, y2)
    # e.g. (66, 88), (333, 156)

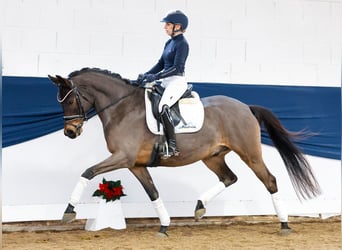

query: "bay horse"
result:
(48, 68), (320, 236)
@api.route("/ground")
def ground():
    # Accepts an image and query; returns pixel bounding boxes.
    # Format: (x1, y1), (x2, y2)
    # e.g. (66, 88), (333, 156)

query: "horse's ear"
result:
(55, 75), (73, 89)
(48, 75), (60, 85)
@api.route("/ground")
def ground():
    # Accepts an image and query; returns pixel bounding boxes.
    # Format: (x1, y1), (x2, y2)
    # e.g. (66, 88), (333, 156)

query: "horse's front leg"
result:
(129, 166), (170, 237)
(62, 151), (131, 223)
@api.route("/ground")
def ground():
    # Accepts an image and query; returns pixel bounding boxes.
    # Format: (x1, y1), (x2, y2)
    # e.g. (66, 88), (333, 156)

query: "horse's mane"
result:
(68, 67), (131, 84)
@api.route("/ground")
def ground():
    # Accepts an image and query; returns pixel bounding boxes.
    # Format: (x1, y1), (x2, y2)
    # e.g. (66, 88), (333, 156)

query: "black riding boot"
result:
(160, 105), (179, 158)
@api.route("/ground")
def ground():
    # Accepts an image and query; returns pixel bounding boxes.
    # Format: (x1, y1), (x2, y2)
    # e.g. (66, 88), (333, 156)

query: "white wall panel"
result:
(246, 0), (276, 20)
(230, 63), (261, 83)
(276, 0), (303, 24)
(216, 39), (245, 63)
(317, 64), (341, 84)
(2, 51), (38, 76)
(2, 0), (341, 86)
(90, 33), (123, 56)
(156, 0), (187, 13)
(39, 7), (74, 30)
(22, 29), (56, 53)
(4, 5), (40, 27)
(57, 31), (90, 54)
(303, 42), (332, 65)
(90, 0), (124, 10)
(57, 0), (92, 9)
(2, 28), (22, 51)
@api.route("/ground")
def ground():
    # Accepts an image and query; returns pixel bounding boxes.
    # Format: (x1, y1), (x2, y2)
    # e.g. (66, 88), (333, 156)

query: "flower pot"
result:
(85, 199), (126, 231)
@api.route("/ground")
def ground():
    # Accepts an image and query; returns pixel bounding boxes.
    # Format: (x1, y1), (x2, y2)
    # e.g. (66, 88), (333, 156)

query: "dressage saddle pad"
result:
(144, 89), (205, 135)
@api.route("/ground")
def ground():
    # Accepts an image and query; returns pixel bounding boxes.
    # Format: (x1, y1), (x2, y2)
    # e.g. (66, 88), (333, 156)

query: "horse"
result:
(48, 68), (321, 236)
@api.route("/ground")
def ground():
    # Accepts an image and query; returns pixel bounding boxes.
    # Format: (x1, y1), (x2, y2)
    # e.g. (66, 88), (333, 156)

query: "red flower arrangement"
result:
(93, 178), (126, 202)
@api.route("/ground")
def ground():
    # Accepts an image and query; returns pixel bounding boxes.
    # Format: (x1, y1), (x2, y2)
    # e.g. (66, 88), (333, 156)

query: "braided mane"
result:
(68, 67), (131, 84)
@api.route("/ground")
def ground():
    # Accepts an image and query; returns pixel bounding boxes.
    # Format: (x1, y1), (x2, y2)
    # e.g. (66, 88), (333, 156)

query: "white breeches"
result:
(159, 75), (187, 112)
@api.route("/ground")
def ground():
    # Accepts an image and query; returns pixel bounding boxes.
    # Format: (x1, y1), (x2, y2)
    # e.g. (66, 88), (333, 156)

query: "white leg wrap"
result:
(271, 192), (288, 222)
(70, 177), (89, 207)
(152, 197), (170, 226)
(199, 181), (226, 206)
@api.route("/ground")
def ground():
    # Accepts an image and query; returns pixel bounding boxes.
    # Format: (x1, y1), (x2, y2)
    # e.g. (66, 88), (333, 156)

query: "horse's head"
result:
(48, 75), (90, 139)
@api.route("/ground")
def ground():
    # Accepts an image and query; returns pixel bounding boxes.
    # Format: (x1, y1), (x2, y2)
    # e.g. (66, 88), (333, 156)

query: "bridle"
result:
(57, 79), (137, 126)
(57, 80), (87, 122)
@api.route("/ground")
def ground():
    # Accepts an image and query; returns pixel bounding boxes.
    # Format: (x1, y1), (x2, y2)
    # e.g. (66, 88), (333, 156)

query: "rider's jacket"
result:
(146, 34), (189, 79)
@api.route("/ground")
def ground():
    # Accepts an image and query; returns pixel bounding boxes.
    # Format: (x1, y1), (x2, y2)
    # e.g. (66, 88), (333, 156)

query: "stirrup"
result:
(160, 142), (179, 159)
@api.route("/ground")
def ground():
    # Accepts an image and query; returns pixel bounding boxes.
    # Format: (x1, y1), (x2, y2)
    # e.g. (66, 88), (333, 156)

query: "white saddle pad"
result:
(145, 89), (205, 135)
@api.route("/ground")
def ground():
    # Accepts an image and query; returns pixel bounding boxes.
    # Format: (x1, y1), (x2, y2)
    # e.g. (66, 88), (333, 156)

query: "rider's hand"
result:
(144, 74), (158, 83)
(136, 74), (145, 85)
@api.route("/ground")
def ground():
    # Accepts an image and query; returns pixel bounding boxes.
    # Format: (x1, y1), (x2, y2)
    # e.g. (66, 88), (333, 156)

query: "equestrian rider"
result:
(137, 10), (189, 158)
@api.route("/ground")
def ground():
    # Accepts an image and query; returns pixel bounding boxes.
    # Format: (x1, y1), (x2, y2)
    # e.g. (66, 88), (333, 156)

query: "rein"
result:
(58, 79), (137, 122)
(86, 88), (137, 120)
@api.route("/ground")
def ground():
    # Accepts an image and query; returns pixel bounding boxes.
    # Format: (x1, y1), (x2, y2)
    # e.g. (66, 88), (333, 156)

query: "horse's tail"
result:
(249, 105), (321, 200)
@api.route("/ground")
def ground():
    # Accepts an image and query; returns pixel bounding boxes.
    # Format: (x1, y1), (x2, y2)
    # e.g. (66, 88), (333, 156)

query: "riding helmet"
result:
(161, 10), (188, 30)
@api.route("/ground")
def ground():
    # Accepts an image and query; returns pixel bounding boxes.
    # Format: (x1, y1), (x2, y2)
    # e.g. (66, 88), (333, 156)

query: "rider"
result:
(137, 10), (189, 158)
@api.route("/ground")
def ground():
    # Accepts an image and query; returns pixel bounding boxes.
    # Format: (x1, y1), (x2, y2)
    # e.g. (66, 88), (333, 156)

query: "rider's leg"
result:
(158, 76), (187, 112)
(158, 76), (187, 158)
(160, 104), (179, 157)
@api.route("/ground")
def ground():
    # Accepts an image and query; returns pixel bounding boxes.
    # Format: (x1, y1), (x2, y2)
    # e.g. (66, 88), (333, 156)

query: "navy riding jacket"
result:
(146, 34), (189, 79)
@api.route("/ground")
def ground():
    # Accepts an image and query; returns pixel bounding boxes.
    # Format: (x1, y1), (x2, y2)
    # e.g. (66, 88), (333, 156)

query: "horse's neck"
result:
(91, 81), (144, 125)
(87, 77), (133, 107)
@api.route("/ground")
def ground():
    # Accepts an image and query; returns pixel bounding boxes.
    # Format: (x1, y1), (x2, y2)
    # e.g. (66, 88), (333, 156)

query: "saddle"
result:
(148, 84), (194, 132)
(144, 83), (204, 135)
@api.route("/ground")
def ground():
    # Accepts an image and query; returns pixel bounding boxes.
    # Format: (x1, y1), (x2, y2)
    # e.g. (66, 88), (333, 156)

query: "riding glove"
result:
(136, 74), (145, 85)
(144, 73), (159, 83)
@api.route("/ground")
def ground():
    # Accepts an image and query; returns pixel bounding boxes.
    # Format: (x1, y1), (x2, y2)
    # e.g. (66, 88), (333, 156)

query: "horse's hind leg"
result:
(129, 166), (170, 237)
(241, 153), (291, 234)
(195, 154), (238, 220)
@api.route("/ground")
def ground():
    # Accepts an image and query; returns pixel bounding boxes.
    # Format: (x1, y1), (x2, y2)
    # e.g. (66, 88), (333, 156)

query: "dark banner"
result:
(3, 76), (341, 160)
(3, 76), (64, 147)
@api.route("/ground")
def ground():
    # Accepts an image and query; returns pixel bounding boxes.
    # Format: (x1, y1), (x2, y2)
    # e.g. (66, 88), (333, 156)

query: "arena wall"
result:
(2, 0), (341, 85)
(2, 0), (341, 222)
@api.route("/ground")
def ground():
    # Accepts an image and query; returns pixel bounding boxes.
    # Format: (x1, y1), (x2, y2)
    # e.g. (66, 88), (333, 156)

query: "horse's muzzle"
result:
(64, 121), (83, 139)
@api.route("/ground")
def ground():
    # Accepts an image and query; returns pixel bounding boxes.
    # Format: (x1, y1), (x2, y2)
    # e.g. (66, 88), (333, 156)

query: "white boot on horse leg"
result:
(271, 192), (292, 235)
(195, 182), (226, 220)
(62, 177), (89, 223)
(152, 197), (171, 237)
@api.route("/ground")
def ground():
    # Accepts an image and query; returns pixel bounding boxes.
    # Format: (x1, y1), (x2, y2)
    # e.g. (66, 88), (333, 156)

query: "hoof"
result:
(62, 212), (76, 223)
(279, 228), (292, 236)
(156, 225), (168, 237)
(194, 200), (206, 221)
(279, 222), (292, 235)
(156, 232), (168, 237)
(195, 208), (206, 221)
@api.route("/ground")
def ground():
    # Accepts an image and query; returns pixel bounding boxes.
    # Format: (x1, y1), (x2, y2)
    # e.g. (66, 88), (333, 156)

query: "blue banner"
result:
(3, 76), (64, 147)
(3, 76), (341, 160)
(192, 83), (341, 160)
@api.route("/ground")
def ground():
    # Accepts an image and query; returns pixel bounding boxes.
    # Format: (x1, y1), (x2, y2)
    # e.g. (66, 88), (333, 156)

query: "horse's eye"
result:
(67, 98), (74, 105)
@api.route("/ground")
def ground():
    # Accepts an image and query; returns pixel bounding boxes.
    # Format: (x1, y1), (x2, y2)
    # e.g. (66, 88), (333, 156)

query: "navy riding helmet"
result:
(161, 10), (188, 31)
